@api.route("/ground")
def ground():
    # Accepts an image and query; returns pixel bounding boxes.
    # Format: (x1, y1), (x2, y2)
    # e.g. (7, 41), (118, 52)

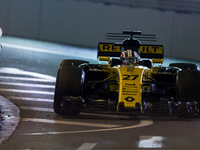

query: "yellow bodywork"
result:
(100, 63), (148, 112)
(116, 65), (146, 111)
(98, 43), (164, 113)
(99, 56), (110, 61)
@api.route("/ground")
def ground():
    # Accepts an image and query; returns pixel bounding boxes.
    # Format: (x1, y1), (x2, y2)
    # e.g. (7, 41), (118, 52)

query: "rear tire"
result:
(53, 66), (84, 115)
(60, 59), (89, 67)
(176, 70), (200, 117)
(176, 70), (200, 102)
(169, 63), (198, 70)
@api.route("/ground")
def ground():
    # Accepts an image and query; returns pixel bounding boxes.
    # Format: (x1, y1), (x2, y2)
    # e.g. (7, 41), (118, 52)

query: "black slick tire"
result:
(169, 63), (198, 70)
(53, 66), (84, 115)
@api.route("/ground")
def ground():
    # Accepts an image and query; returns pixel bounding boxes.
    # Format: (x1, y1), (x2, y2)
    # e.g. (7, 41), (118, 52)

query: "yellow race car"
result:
(54, 30), (200, 118)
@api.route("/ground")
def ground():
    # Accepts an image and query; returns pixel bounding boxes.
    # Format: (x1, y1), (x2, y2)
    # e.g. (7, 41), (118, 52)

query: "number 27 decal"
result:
(123, 75), (139, 80)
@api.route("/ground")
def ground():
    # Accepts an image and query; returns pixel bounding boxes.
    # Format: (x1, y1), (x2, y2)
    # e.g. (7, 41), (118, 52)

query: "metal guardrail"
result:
(79, 0), (200, 14)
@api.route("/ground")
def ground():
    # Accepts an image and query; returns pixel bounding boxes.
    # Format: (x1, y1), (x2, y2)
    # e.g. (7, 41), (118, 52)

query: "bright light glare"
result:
(0, 27), (2, 37)
(0, 67), (55, 81)
(2, 42), (97, 60)
(138, 136), (164, 148)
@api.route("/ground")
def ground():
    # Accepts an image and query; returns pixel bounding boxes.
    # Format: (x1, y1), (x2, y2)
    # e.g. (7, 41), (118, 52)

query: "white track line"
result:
(0, 88), (54, 95)
(22, 118), (121, 128)
(77, 143), (97, 150)
(22, 116), (153, 135)
(7, 96), (53, 102)
(138, 136), (165, 148)
(0, 76), (55, 82)
(19, 106), (54, 112)
(0, 82), (55, 88)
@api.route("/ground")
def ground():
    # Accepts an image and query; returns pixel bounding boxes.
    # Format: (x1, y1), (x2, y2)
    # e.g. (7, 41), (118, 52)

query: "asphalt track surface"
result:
(0, 36), (200, 149)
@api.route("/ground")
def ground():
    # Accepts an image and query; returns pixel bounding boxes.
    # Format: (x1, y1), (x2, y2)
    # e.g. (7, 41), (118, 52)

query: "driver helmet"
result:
(120, 49), (140, 64)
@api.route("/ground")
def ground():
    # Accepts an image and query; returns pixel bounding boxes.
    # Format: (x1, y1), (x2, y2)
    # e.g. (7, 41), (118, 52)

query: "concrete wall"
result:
(0, 0), (200, 61)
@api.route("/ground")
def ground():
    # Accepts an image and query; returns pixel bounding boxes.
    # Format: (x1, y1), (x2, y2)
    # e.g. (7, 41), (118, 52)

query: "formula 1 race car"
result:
(54, 30), (200, 118)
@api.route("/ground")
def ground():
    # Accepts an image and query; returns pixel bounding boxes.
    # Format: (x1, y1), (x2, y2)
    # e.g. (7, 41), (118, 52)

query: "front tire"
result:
(53, 66), (84, 115)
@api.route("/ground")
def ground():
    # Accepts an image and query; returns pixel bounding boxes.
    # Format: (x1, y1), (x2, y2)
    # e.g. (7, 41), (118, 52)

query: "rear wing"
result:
(98, 43), (164, 59)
